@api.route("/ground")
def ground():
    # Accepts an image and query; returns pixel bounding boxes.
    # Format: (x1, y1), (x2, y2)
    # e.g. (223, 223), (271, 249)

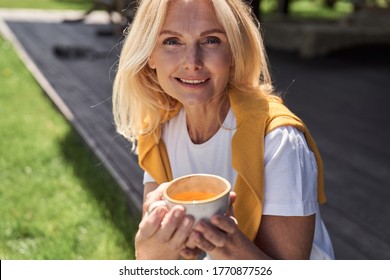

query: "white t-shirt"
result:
(144, 108), (334, 259)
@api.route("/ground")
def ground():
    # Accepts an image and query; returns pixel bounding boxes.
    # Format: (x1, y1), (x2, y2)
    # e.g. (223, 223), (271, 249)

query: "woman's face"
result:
(148, 0), (233, 107)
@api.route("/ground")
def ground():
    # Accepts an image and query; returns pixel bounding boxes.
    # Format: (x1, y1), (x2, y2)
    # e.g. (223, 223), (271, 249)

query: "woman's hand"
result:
(182, 214), (235, 259)
(183, 213), (272, 260)
(135, 183), (195, 259)
(181, 191), (258, 260)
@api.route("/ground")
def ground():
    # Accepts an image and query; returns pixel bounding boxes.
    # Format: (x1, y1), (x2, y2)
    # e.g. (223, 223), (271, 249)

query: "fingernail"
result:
(174, 209), (183, 218)
(211, 215), (221, 224)
(157, 208), (166, 217)
(183, 217), (193, 228)
(195, 221), (205, 231)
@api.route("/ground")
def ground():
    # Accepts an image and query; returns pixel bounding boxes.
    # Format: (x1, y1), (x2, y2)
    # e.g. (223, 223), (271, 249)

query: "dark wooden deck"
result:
(1, 10), (389, 260)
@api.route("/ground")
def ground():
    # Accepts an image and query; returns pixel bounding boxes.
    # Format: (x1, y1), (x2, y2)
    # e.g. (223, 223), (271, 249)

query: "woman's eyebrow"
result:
(200, 28), (226, 36)
(159, 30), (182, 37)
(158, 28), (226, 37)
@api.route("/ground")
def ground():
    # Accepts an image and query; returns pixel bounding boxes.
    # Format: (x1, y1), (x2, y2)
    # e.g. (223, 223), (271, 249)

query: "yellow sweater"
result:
(138, 89), (326, 241)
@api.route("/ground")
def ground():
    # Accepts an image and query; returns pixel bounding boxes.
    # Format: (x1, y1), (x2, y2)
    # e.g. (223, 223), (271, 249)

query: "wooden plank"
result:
(322, 205), (390, 259)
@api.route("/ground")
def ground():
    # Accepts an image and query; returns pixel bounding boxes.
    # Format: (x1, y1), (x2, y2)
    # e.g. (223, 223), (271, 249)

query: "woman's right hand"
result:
(135, 183), (195, 259)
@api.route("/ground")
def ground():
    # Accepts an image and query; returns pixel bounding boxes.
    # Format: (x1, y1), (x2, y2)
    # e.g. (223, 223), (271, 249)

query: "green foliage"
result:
(261, 0), (353, 19)
(290, 0), (353, 18)
(0, 36), (138, 259)
(0, 0), (93, 10)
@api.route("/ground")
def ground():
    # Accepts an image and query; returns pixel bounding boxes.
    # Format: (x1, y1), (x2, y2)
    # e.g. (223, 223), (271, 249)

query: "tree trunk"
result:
(278, 0), (289, 15)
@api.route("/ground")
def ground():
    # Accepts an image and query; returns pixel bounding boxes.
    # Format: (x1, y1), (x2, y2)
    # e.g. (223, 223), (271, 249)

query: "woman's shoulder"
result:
(229, 88), (287, 114)
(229, 88), (304, 131)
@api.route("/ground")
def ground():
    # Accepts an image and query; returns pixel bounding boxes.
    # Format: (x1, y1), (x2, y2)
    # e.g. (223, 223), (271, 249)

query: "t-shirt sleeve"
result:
(262, 126), (319, 216)
(143, 171), (156, 185)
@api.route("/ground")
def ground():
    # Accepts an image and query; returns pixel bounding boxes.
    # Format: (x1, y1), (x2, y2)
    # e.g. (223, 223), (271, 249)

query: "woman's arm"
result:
(184, 213), (315, 260)
(254, 214), (315, 259)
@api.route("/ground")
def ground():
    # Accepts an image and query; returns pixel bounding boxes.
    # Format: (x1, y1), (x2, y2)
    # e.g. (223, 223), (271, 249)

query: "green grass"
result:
(0, 36), (138, 259)
(0, 0), (92, 10)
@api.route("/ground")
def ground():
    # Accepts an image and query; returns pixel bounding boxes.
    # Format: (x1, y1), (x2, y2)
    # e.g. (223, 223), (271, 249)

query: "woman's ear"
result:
(148, 56), (156, 69)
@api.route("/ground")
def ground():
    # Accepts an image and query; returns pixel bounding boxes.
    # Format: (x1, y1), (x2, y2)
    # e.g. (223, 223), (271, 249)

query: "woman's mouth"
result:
(177, 78), (209, 85)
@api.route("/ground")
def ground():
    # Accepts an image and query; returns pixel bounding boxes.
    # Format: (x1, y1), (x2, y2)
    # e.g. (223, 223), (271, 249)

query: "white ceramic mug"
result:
(148, 174), (231, 222)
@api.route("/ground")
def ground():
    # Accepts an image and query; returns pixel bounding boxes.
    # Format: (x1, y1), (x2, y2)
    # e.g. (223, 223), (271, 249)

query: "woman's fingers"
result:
(166, 215), (194, 250)
(194, 220), (228, 247)
(227, 192), (236, 216)
(188, 230), (217, 252)
(210, 215), (238, 235)
(138, 206), (168, 239)
(143, 182), (170, 214)
(138, 205), (195, 253)
(152, 205), (194, 251)
(189, 215), (239, 252)
(181, 245), (203, 259)
(140, 192), (239, 255)
(155, 206), (185, 241)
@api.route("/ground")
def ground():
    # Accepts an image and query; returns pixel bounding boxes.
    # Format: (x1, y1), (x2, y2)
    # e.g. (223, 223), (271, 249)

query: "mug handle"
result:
(147, 200), (168, 214)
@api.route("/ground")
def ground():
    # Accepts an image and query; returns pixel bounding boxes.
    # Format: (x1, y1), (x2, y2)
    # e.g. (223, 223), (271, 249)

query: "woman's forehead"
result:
(163, 0), (224, 34)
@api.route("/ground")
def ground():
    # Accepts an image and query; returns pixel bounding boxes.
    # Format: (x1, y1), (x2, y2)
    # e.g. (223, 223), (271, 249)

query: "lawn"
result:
(0, 35), (138, 259)
(0, 0), (92, 10)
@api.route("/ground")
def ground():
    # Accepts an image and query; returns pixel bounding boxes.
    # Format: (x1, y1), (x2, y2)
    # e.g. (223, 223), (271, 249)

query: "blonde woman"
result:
(113, 0), (334, 260)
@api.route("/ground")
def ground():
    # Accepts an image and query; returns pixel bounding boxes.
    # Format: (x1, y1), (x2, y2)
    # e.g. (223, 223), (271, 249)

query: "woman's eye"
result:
(163, 38), (181, 45)
(203, 37), (221, 44)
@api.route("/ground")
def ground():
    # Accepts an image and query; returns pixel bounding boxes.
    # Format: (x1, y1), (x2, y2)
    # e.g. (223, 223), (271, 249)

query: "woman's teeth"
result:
(179, 79), (206, 84)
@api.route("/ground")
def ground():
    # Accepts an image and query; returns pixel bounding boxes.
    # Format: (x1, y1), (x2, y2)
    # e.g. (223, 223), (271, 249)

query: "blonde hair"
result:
(112, 0), (274, 149)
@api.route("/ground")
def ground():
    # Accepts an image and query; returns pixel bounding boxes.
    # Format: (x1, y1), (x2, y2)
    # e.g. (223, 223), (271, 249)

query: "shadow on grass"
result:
(59, 128), (140, 257)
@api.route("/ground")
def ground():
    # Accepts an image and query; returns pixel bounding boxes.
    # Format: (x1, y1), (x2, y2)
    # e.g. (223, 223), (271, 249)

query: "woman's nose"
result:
(183, 45), (203, 70)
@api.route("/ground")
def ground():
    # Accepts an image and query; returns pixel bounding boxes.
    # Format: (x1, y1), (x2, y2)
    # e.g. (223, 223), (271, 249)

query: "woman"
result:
(113, 0), (334, 260)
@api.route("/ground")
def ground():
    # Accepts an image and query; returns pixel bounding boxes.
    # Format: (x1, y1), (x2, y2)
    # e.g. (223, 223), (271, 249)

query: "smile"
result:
(178, 78), (208, 85)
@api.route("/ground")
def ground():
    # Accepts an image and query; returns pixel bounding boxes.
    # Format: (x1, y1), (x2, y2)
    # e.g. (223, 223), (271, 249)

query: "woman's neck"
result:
(184, 98), (230, 144)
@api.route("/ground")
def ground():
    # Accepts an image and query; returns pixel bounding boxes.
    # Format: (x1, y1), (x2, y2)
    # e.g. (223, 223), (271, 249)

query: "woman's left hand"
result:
(181, 191), (240, 259)
(189, 214), (238, 253)
(180, 191), (271, 260)
(183, 214), (270, 260)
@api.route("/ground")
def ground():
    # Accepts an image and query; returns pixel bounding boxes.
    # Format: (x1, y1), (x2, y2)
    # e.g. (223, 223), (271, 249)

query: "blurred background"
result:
(1, 0), (389, 260)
